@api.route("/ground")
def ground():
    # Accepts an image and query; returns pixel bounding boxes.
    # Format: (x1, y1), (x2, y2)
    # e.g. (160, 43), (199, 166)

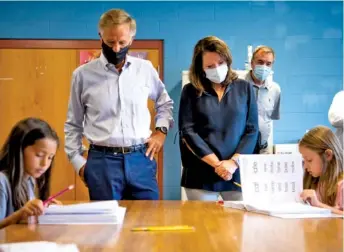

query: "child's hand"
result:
(300, 189), (321, 207)
(20, 199), (45, 217)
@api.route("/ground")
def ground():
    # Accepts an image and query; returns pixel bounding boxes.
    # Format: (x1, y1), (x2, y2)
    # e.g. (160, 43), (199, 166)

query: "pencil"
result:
(131, 225), (195, 232)
(234, 182), (241, 188)
(43, 184), (75, 206)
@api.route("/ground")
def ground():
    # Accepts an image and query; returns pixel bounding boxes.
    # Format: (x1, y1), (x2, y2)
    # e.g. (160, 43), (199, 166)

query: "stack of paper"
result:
(0, 241), (79, 252)
(38, 200), (126, 225)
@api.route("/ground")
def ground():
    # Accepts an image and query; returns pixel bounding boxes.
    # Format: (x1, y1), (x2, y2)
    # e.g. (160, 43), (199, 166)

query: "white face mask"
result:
(253, 64), (272, 82)
(204, 64), (228, 84)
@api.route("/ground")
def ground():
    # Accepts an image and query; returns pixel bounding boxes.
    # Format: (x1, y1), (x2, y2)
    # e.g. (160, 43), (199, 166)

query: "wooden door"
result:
(0, 49), (76, 200)
(0, 39), (165, 201)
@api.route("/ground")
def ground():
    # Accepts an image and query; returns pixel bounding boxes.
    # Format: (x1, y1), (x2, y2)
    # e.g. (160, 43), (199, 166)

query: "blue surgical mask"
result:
(204, 64), (228, 84)
(253, 65), (272, 82)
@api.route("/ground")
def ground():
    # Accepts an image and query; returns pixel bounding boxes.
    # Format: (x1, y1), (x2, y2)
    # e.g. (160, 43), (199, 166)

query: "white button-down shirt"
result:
(64, 53), (174, 173)
(245, 72), (281, 146)
(329, 90), (344, 146)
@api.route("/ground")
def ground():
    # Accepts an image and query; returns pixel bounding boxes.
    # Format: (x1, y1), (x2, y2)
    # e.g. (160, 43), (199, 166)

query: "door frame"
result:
(0, 39), (165, 199)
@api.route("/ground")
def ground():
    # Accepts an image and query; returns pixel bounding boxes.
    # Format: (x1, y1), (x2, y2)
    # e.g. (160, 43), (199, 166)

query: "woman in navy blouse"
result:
(179, 36), (259, 201)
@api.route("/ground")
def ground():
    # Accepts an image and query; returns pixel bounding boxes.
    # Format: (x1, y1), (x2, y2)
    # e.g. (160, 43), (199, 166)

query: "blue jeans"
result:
(84, 148), (159, 200)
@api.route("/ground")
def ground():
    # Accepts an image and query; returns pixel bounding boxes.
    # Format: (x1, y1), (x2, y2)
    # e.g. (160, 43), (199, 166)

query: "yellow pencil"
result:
(131, 225), (195, 232)
(234, 182), (241, 188)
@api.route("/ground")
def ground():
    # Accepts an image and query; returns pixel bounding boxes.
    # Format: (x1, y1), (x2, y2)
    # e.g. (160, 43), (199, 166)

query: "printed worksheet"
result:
(239, 154), (303, 204)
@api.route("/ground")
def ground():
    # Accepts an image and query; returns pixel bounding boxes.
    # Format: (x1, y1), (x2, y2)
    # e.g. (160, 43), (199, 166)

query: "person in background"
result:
(64, 9), (174, 200)
(179, 36), (258, 201)
(244, 45), (281, 154)
(299, 126), (343, 215)
(0, 118), (60, 229)
(328, 90), (344, 147)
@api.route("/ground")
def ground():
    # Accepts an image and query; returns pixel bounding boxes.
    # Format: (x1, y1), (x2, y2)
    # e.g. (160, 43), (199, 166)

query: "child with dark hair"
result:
(0, 118), (59, 229)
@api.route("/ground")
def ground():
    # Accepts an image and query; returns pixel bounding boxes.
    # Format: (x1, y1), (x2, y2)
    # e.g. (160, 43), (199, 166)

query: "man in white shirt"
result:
(328, 90), (344, 147)
(64, 9), (174, 200)
(244, 46), (281, 154)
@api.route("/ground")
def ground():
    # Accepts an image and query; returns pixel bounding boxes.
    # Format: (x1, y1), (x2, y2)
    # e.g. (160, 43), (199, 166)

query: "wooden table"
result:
(0, 201), (342, 252)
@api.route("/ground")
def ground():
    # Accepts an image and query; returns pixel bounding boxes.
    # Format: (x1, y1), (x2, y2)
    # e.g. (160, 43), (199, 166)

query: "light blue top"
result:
(245, 71), (281, 146)
(64, 53), (174, 174)
(0, 172), (35, 220)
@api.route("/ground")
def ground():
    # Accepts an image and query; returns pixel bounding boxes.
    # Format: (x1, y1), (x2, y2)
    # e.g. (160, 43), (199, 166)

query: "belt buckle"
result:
(121, 146), (130, 154)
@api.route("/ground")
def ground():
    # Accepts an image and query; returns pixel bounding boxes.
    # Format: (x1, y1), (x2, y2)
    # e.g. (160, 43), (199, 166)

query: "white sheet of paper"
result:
(38, 201), (126, 225)
(39, 207), (127, 225)
(223, 201), (246, 210)
(44, 200), (118, 214)
(271, 213), (344, 219)
(246, 202), (331, 215)
(0, 242), (79, 252)
(239, 154), (304, 204)
(228, 154), (336, 219)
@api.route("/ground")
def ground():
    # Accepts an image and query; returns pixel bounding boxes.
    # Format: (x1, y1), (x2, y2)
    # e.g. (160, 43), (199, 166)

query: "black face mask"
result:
(101, 41), (129, 65)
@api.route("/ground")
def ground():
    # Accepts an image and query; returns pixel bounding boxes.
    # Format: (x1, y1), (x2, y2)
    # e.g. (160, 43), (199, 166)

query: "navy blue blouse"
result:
(179, 78), (259, 192)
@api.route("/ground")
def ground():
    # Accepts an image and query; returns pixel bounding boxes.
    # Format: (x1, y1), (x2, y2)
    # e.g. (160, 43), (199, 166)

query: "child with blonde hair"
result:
(299, 126), (343, 214)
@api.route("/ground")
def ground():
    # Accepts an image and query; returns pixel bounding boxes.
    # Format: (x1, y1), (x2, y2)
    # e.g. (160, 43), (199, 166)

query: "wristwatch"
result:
(156, 127), (168, 135)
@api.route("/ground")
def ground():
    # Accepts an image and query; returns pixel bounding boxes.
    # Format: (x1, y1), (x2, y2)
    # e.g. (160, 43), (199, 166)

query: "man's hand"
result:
(145, 131), (166, 160)
(215, 160), (238, 181)
(79, 165), (87, 187)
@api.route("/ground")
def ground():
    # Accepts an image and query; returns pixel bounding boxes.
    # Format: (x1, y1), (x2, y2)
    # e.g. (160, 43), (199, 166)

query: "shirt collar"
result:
(99, 52), (132, 71)
(246, 70), (272, 90)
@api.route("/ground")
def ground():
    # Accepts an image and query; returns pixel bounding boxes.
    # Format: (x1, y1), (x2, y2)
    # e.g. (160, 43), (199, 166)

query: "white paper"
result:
(44, 201), (118, 214)
(38, 201), (126, 225)
(223, 201), (246, 210)
(239, 154), (304, 204)
(223, 154), (336, 219)
(271, 213), (344, 219)
(246, 202), (331, 215)
(0, 242), (79, 252)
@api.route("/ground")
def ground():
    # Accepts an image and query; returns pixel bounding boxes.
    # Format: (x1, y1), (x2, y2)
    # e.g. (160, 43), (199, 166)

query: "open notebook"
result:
(223, 201), (334, 218)
(38, 200), (126, 224)
(223, 154), (341, 219)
